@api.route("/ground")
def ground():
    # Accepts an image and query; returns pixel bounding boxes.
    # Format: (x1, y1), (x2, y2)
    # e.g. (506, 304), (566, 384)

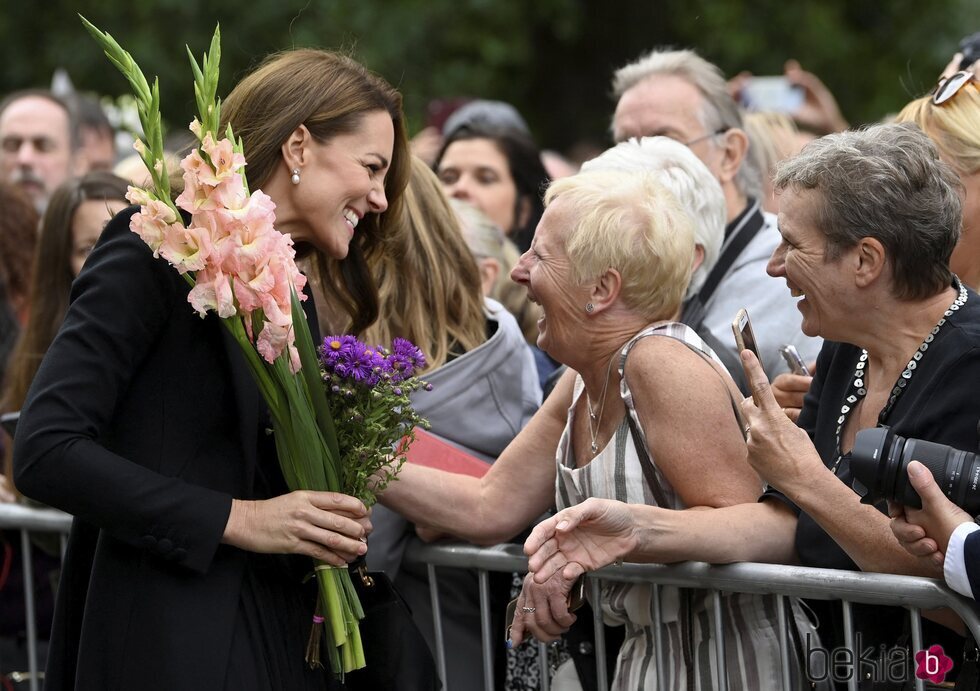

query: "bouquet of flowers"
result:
(81, 18), (419, 676)
(319, 335), (431, 506)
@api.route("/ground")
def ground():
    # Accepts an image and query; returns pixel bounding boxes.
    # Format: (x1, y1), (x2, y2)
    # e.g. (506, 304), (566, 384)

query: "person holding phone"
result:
(522, 124), (980, 681)
(380, 149), (816, 690)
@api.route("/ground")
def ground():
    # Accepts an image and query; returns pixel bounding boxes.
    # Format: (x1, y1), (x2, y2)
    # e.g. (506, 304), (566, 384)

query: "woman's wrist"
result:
(222, 498), (252, 547)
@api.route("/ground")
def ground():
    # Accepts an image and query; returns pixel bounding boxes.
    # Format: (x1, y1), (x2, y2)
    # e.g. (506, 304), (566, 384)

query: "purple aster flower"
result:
(388, 337), (426, 382)
(320, 334), (360, 374)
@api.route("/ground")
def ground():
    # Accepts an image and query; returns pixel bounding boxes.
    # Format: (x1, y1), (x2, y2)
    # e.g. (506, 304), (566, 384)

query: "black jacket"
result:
(14, 207), (274, 690)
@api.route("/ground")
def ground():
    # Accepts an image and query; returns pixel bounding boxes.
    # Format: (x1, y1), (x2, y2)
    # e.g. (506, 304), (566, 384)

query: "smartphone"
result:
(739, 76), (804, 113)
(779, 344), (809, 376)
(732, 308), (765, 406)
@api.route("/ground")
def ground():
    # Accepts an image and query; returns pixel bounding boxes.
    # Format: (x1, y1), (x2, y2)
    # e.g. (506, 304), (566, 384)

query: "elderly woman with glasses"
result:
(523, 124), (980, 684)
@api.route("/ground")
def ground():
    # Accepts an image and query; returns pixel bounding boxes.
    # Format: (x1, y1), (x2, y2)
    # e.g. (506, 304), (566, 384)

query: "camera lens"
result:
(850, 427), (980, 515)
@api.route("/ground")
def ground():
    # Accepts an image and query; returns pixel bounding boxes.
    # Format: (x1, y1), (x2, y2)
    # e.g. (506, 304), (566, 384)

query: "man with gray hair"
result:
(0, 90), (79, 212)
(612, 48), (821, 381)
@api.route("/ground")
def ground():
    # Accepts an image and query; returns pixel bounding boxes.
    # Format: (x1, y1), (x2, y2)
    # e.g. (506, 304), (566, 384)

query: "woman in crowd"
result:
(895, 70), (979, 290)
(434, 119), (549, 255)
(358, 156), (539, 690)
(775, 69), (979, 423)
(380, 145), (811, 689)
(13, 49), (409, 690)
(2, 173), (129, 438)
(521, 124), (979, 683)
(434, 121), (557, 385)
(452, 199), (544, 358)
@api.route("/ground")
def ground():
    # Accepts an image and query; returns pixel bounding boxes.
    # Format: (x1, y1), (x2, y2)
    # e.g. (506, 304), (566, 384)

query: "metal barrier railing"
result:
(5, 504), (980, 691)
(0, 503), (72, 691)
(403, 540), (980, 691)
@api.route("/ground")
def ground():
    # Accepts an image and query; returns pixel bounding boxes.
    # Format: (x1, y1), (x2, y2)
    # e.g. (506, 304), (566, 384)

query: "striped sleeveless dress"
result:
(554, 322), (814, 690)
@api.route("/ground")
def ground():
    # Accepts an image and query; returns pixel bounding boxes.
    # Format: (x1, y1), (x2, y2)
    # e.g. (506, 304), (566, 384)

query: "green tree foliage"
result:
(1, 0), (976, 154)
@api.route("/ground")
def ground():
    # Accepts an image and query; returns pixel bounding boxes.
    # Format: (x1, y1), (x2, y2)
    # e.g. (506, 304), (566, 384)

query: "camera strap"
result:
(680, 199), (766, 332)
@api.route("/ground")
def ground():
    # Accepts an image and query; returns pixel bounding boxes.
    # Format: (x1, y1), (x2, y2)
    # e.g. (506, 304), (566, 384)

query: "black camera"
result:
(850, 426), (980, 514)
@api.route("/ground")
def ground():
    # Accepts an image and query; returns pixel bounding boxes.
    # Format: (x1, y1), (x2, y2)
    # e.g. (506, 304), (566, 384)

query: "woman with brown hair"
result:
(2, 173), (129, 430)
(358, 156), (540, 691)
(13, 48), (409, 690)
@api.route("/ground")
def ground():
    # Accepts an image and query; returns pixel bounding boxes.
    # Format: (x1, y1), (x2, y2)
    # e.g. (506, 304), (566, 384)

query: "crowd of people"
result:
(0, 25), (979, 691)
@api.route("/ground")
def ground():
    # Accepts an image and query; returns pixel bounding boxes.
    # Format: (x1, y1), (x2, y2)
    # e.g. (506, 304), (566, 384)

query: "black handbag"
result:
(342, 560), (442, 691)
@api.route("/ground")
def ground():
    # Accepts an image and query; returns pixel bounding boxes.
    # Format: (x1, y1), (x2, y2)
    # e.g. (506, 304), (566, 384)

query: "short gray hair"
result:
(774, 123), (962, 301)
(612, 48), (761, 199)
(545, 169), (694, 322)
(581, 137), (725, 300)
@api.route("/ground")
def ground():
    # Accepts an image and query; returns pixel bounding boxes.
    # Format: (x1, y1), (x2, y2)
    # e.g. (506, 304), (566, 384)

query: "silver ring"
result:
(521, 606), (536, 613)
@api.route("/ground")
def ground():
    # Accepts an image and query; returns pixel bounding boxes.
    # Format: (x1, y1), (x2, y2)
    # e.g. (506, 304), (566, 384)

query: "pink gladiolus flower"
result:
(126, 185), (153, 207)
(257, 320), (291, 366)
(131, 199), (181, 256)
(188, 267), (236, 319)
(159, 223), (213, 274)
(200, 134), (246, 185)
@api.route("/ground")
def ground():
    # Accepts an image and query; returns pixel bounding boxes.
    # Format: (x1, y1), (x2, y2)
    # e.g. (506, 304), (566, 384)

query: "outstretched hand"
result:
(524, 497), (638, 584)
(889, 461), (972, 570)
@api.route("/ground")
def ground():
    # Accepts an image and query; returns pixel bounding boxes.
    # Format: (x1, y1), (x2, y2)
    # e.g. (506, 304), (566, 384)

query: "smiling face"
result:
(437, 137), (519, 235)
(71, 198), (127, 277)
(282, 110), (394, 259)
(510, 196), (589, 361)
(769, 187), (852, 339)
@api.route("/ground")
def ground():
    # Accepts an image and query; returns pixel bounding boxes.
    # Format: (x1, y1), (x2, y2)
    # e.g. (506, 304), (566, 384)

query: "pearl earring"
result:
(291, 168), (301, 185)
(585, 303), (595, 313)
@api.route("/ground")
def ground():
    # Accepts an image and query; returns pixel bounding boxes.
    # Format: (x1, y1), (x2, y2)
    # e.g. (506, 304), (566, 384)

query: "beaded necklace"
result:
(831, 279), (968, 474)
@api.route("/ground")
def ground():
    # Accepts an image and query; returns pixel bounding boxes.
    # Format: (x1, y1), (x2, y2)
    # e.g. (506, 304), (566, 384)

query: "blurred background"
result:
(1, 0), (977, 158)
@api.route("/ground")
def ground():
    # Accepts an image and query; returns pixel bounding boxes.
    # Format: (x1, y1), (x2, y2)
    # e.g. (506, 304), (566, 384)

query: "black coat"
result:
(14, 207), (289, 690)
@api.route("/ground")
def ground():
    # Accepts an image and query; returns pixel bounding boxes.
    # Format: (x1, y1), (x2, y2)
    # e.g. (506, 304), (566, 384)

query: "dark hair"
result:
(434, 123), (550, 252)
(220, 49), (410, 335)
(0, 184), (39, 317)
(774, 123), (962, 301)
(0, 89), (79, 151)
(1, 172), (129, 417)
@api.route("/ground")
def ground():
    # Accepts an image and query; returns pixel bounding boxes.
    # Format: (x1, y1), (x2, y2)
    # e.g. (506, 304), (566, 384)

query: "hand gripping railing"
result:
(403, 540), (980, 691)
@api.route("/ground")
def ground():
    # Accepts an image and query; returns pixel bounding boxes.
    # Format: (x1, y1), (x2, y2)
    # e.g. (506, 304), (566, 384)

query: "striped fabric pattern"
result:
(554, 322), (814, 690)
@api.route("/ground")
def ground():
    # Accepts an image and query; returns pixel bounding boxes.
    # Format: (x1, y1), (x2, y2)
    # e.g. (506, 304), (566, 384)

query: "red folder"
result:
(403, 428), (491, 478)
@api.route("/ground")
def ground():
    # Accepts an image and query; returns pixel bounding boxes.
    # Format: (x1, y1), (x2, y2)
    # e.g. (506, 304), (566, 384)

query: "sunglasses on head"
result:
(932, 70), (976, 106)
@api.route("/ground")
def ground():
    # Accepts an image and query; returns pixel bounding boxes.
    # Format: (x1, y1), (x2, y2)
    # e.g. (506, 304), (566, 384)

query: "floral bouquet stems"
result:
(81, 17), (365, 675)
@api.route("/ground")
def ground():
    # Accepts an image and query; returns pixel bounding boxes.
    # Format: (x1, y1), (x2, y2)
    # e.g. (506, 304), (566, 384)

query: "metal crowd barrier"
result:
(403, 541), (980, 691)
(5, 503), (980, 691)
(0, 503), (72, 691)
